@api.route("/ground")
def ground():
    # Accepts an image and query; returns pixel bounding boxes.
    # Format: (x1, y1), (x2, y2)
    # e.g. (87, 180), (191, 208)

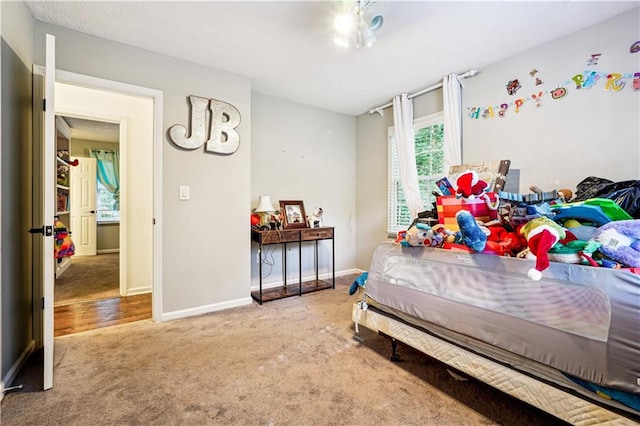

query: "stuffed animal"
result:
(593, 219), (640, 267)
(348, 271), (368, 295)
(455, 210), (487, 252)
(519, 216), (566, 280)
(485, 223), (527, 256)
(397, 223), (435, 247)
(456, 170), (488, 199)
(432, 224), (456, 246)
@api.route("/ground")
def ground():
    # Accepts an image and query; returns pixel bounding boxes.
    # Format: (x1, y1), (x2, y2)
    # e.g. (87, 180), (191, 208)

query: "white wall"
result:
(251, 93), (357, 285)
(463, 8), (640, 192)
(55, 83), (153, 295)
(33, 22), (252, 316)
(355, 8), (639, 271)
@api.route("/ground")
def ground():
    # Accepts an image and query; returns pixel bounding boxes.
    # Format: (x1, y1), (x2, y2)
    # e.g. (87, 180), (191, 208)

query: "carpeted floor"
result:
(54, 253), (120, 306)
(1, 275), (565, 425)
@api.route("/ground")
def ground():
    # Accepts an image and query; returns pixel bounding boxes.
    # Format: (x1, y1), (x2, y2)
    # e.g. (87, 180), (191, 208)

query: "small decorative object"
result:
(279, 200), (308, 229)
(254, 195), (276, 230)
(308, 207), (324, 228)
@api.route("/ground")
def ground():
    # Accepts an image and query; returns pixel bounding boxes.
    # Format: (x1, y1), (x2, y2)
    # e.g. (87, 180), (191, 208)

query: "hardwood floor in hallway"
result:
(54, 293), (152, 337)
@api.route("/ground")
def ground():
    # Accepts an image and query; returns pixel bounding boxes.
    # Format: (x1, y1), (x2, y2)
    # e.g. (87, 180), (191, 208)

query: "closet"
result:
(55, 116), (73, 277)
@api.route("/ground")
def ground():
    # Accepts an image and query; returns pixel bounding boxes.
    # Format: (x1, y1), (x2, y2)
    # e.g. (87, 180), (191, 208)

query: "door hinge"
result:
(28, 226), (53, 236)
(42, 297), (45, 310)
(43, 98), (46, 112)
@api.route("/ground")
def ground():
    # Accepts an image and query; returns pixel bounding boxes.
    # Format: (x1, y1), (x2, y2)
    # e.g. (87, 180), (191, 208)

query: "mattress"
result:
(364, 242), (640, 396)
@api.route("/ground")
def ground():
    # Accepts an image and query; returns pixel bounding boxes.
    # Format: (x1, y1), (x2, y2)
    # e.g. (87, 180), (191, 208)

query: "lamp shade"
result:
(255, 195), (275, 213)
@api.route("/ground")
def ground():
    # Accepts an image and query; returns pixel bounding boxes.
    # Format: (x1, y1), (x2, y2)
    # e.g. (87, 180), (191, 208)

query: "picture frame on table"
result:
(279, 200), (308, 229)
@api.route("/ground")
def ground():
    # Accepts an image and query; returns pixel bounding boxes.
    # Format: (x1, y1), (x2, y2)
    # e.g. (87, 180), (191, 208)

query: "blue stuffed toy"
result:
(455, 210), (487, 252)
(349, 271), (368, 295)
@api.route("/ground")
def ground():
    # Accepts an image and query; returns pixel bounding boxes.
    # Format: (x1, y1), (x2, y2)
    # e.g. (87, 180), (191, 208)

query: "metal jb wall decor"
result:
(169, 95), (241, 154)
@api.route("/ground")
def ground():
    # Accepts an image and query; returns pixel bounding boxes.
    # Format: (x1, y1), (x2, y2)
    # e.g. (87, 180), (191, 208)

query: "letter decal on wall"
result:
(169, 95), (241, 154)
(468, 107), (481, 119)
(207, 100), (241, 154)
(169, 96), (209, 149)
(604, 73), (625, 91)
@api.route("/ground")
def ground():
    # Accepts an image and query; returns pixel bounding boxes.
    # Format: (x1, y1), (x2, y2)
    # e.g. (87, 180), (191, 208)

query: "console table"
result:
(251, 227), (335, 304)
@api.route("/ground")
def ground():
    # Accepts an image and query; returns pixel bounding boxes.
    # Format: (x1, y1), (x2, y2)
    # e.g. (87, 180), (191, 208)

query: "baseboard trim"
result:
(126, 286), (152, 296)
(97, 249), (119, 254)
(1, 339), (36, 400)
(161, 297), (252, 322)
(161, 269), (362, 322)
(251, 268), (361, 291)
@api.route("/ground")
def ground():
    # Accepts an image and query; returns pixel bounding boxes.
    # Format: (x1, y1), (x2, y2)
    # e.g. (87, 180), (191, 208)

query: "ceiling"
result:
(27, 1), (638, 119)
(61, 116), (120, 143)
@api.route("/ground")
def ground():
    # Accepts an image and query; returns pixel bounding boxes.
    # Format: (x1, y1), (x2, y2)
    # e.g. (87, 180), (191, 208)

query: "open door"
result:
(70, 157), (98, 256)
(31, 34), (56, 390)
(41, 34), (56, 390)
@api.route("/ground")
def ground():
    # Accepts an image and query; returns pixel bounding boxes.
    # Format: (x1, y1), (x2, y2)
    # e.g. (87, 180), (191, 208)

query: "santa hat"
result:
(526, 226), (561, 281)
(456, 170), (488, 199)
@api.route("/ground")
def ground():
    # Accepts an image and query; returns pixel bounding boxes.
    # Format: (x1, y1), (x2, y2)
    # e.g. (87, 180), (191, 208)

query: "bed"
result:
(352, 241), (640, 425)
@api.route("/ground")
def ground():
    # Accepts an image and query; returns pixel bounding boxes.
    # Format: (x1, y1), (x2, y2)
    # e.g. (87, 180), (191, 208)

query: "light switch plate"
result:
(179, 186), (190, 200)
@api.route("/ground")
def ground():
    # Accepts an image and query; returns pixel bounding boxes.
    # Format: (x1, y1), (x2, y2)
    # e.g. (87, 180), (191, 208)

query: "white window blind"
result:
(388, 112), (445, 234)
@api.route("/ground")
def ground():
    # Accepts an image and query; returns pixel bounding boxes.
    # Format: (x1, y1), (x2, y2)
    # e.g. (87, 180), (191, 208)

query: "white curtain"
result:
(443, 73), (463, 173)
(393, 93), (424, 219)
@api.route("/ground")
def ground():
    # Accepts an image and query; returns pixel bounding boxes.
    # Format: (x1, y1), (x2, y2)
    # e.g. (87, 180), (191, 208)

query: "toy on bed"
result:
(519, 216), (566, 281)
(593, 219), (640, 268)
(455, 210), (487, 252)
(396, 222), (436, 247)
(456, 170), (488, 199)
(485, 222), (527, 256)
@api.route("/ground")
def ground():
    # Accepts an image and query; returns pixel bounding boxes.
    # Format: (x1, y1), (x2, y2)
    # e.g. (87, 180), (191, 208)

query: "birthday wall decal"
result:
(468, 69), (640, 120)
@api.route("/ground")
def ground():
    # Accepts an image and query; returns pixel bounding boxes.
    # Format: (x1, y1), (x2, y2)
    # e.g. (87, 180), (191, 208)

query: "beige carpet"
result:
(54, 253), (119, 306)
(1, 275), (564, 425)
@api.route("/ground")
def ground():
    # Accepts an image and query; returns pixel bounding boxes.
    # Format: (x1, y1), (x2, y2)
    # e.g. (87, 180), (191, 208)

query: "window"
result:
(96, 180), (120, 222)
(388, 112), (445, 234)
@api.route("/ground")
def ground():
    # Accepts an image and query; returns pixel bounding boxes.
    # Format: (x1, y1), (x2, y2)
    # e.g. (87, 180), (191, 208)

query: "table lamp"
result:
(254, 195), (275, 227)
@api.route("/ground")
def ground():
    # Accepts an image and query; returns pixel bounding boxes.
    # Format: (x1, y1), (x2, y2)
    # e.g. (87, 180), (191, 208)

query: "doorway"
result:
(52, 115), (149, 336)
(50, 74), (162, 335)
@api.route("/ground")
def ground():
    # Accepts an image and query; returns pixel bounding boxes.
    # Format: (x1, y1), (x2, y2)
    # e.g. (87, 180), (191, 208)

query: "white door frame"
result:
(54, 69), (164, 323)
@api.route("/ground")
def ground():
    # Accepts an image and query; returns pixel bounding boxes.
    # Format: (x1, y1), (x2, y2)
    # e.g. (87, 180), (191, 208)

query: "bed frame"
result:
(352, 302), (638, 425)
(352, 241), (640, 425)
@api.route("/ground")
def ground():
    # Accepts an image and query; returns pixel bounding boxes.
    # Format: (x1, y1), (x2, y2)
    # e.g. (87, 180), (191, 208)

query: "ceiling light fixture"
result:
(334, 0), (384, 49)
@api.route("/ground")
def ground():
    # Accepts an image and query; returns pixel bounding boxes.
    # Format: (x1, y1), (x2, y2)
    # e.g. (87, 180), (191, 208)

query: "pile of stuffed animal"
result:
(396, 170), (640, 281)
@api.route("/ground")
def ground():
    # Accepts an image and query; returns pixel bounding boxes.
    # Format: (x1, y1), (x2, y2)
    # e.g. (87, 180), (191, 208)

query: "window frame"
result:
(387, 111), (445, 235)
